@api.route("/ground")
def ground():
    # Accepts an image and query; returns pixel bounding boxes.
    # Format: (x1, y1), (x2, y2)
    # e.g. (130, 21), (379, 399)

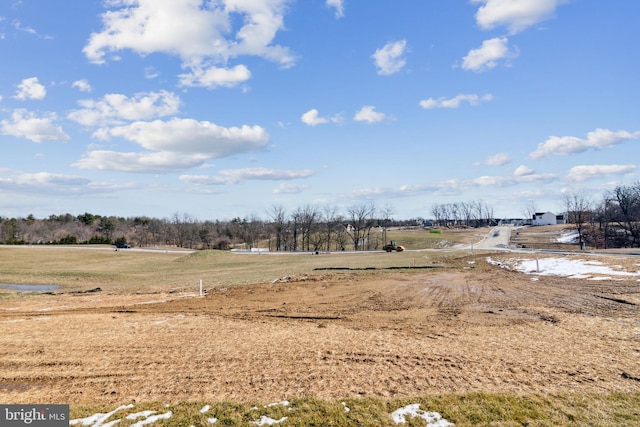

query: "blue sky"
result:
(1, 0), (639, 221)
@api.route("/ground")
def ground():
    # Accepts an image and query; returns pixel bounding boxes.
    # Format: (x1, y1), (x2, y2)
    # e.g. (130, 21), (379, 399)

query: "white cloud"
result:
(326, 0), (345, 18)
(13, 77), (46, 100)
(530, 128), (640, 159)
(68, 90), (181, 126)
(462, 37), (516, 72)
(301, 109), (326, 126)
(1, 109), (69, 143)
(273, 183), (308, 194)
(72, 79), (92, 92)
(473, 171), (557, 187)
(301, 109), (341, 126)
(144, 67), (160, 79)
(420, 93), (493, 109)
(353, 106), (386, 124)
(514, 165), (534, 176)
(472, 0), (562, 34)
(3, 172), (90, 187)
(566, 164), (636, 182)
(73, 150), (209, 173)
(83, 0), (295, 84)
(372, 40), (407, 75)
(475, 152), (511, 166)
(178, 64), (251, 89)
(350, 168), (560, 200)
(95, 118), (269, 157)
(180, 167), (316, 185)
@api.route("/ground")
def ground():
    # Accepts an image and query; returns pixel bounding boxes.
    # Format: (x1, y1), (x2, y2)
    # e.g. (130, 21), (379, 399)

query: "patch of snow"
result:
(390, 404), (454, 426)
(70, 404), (134, 426)
(126, 410), (156, 420)
(266, 400), (289, 408)
(207, 417), (218, 424)
(130, 411), (172, 427)
(486, 257), (640, 280)
(557, 230), (579, 244)
(251, 415), (288, 426)
(200, 405), (210, 413)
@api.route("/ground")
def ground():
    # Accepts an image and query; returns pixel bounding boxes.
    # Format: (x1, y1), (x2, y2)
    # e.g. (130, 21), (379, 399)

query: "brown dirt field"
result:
(1, 252), (640, 406)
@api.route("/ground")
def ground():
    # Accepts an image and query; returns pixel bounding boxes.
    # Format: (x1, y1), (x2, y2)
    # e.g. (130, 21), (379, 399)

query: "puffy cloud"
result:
(72, 79), (92, 92)
(529, 128), (640, 159)
(420, 93), (493, 109)
(326, 0), (345, 18)
(566, 164), (636, 182)
(180, 167), (316, 185)
(372, 39), (407, 75)
(474, 153), (511, 166)
(178, 64), (251, 89)
(68, 90), (181, 126)
(1, 109), (69, 143)
(74, 115), (270, 173)
(301, 109), (341, 126)
(513, 165), (535, 176)
(462, 37), (516, 72)
(353, 106), (386, 124)
(73, 150), (209, 173)
(83, 0), (294, 85)
(95, 118), (269, 157)
(13, 77), (46, 100)
(472, 0), (562, 34)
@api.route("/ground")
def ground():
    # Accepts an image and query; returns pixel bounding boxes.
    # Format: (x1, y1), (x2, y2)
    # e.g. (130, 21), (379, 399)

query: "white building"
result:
(532, 212), (566, 226)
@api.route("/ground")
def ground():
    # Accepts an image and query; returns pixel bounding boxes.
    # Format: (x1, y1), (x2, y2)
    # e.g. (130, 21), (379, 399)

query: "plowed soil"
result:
(1, 252), (640, 405)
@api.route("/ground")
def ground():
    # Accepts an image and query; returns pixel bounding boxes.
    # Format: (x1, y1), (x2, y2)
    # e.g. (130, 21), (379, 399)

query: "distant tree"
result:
(77, 212), (97, 226)
(379, 203), (394, 246)
(97, 217), (115, 241)
(564, 192), (593, 249)
(58, 234), (78, 245)
(268, 205), (288, 251)
(322, 206), (343, 251)
(346, 203), (376, 251)
(610, 182), (640, 247)
(523, 200), (538, 221)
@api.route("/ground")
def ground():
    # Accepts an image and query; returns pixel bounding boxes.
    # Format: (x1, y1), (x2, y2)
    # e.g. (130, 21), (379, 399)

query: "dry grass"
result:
(2, 226), (640, 426)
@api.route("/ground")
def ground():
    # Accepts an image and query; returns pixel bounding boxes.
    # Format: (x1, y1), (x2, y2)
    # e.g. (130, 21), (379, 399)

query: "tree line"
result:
(430, 200), (496, 228)
(3, 182), (639, 251)
(0, 204), (422, 251)
(564, 182), (640, 249)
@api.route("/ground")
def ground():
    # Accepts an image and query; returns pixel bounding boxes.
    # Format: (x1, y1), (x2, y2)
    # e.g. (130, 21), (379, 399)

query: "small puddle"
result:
(0, 283), (60, 292)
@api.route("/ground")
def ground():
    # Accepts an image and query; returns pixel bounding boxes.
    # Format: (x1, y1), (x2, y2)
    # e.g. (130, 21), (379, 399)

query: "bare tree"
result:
(564, 192), (593, 249)
(523, 200), (538, 221)
(610, 182), (640, 247)
(379, 203), (394, 246)
(322, 206), (342, 251)
(268, 205), (287, 251)
(346, 203), (376, 251)
(299, 205), (319, 251)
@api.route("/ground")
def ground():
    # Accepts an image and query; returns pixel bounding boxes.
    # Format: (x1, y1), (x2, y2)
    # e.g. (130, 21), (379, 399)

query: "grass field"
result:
(2, 225), (640, 426)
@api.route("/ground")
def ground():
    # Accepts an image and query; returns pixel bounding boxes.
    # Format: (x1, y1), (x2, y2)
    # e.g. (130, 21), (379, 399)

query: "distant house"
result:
(532, 211), (560, 226)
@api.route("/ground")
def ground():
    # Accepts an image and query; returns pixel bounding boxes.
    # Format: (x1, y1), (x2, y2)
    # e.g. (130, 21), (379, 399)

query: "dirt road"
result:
(1, 251), (639, 405)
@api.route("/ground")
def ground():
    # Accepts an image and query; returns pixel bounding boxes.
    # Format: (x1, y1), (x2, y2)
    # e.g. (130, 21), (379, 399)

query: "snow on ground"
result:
(487, 256), (640, 280)
(70, 402), (453, 426)
(556, 230), (579, 244)
(390, 404), (454, 426)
